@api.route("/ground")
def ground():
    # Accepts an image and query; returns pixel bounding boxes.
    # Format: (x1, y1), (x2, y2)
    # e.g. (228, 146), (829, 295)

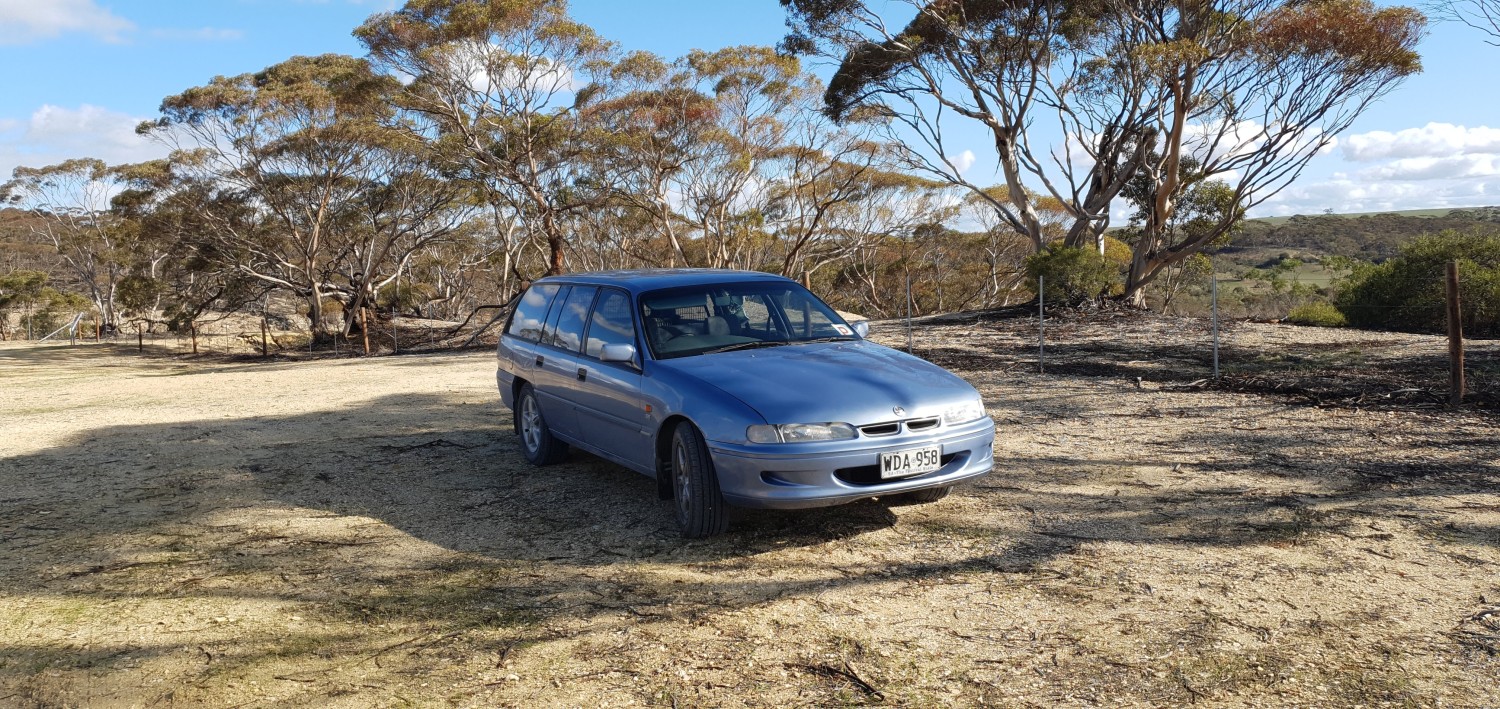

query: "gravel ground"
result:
(0, 314), (1497, 708)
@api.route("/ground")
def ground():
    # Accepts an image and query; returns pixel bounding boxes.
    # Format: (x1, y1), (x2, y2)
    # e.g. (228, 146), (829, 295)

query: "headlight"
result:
(942, 399), (986, 426)
(746, 422), (858, 443)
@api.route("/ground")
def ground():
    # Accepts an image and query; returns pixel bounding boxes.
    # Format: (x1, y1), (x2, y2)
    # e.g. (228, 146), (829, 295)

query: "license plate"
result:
(880, 445), (942, 479)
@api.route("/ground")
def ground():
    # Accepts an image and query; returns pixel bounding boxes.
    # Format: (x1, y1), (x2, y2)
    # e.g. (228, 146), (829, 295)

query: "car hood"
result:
(656, 340), (980, 425)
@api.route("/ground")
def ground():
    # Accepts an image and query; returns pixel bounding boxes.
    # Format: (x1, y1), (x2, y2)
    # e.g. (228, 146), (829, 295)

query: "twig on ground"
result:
(380, 438), (479, 453)
(785, 661), (884, 699)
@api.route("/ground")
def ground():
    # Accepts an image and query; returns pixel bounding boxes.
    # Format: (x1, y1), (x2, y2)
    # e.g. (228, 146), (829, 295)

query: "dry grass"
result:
(0, 314), (1497, 707)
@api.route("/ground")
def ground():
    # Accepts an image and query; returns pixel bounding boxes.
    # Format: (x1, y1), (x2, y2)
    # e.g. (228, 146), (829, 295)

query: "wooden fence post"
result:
(261, 316), (269, 358)
(1447, 260), (1464, 407)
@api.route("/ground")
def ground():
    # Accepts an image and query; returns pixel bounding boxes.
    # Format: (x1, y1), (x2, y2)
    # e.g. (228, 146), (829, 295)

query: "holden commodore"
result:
(495, 269), (995, 537)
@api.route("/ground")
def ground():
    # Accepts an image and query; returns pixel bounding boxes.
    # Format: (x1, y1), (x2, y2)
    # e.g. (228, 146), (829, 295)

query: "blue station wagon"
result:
(496, 269), (995, 537)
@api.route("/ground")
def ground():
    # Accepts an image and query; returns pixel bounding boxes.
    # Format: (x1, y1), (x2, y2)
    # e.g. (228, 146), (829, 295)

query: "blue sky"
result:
(2, 0), (1496, 217)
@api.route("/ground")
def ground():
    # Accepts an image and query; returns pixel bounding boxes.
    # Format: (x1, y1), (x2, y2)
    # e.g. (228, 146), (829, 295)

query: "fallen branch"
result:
(379, 438), (479, 453)
(785, 661), (884, 700)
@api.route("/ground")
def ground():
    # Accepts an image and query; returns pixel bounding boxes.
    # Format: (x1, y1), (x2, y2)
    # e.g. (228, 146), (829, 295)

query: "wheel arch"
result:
(654, 414), (693, 500)
(510, 376), (530, 433)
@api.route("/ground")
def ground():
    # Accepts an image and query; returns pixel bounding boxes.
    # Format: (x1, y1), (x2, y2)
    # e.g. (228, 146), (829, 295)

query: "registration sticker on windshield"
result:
(833, 324), (852, 336)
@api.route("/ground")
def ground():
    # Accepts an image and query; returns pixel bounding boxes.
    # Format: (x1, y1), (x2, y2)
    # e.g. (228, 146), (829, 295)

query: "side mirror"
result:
(600, 343), (637, 363)
(851, 321), (870, 338)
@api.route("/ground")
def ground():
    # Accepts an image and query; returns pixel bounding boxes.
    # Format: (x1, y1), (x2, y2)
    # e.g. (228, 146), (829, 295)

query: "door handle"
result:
(576, 367), (588, 381)
(535, 355), (544, 367)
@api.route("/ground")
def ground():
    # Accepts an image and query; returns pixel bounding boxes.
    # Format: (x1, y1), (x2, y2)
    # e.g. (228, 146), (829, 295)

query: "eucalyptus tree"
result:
(140, 53), (406, 336)
(333, 131), (478, 335)
(1433, 0), (1500, 42)
(769, 146), (958, 280)
(0, 158), (163, 331)
(673, 46), (813, 270)
(589, 51), (715, 268)
(357, 0), (617, 280)
(783, 0), (1426, 305)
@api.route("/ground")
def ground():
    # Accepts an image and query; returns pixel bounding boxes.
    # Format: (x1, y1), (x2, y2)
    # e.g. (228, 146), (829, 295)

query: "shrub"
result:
(1334, 229), (1500, 337)
(1286, 300), (1347, 327)
(1025, 245), (1124, 305)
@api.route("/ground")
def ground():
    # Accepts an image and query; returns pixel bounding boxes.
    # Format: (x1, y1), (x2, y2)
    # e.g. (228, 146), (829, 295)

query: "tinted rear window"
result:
(506, 284), (560, 342)
(549, 286), (598, 352)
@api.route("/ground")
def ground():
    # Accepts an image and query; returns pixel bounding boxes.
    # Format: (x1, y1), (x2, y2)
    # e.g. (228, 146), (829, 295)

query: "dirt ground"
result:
(1, 314), (1497, 708)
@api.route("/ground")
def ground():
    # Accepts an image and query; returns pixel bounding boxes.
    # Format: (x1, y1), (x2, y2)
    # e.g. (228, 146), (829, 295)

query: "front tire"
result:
(670, 423), (729, 538)
(515, 383), (567, 465)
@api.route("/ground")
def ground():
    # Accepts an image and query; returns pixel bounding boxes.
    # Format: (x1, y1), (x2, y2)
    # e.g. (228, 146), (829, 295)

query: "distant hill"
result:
(1223, 206), (1500, 265)
(1248, 206), (1500, 226)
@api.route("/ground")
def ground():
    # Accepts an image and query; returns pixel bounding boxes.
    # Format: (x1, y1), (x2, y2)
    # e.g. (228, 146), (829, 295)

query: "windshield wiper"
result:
(791, 336), (855, 345)
(700, 340), (789, 355)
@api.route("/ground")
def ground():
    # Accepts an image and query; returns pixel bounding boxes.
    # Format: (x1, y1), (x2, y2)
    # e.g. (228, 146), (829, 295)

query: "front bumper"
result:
(708, 418), (996, 509)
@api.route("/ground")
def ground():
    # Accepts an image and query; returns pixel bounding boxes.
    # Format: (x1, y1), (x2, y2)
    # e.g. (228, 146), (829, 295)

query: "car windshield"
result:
(640, 282), (855, 359)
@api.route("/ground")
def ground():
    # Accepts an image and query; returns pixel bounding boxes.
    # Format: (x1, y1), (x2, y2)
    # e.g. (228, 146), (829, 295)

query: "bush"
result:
(1286, 300), (1347, 327)
(1334, 229), (1500, 337)
(1025, 245), (1124, 305)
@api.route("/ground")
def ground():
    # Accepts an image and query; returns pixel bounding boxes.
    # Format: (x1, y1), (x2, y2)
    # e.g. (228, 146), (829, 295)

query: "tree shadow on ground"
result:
(3, 359), (1498, 706)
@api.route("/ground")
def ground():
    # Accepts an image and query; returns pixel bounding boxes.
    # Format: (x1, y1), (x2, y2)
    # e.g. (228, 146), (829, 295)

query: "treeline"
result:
(1235, 209), (1500, 263)
(0, 0), (1428, 341)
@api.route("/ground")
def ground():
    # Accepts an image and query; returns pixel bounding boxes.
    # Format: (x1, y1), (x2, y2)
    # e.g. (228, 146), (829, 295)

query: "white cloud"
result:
(0, 0), (134, 45)
(148, 27), (244, 42)
(1, 104), (169, 182)
(1255, 175), (1499, 217)
(1342, 123), (1500, 162)
(951, 149), (976, 174)
(1241, 122), (1500, 216)
(1358, 154), (1500, 182)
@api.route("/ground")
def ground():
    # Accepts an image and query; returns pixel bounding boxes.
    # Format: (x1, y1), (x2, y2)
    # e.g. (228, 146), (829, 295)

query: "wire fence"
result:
(0, 309), (484, 359)
(4, 263), (1491, 409)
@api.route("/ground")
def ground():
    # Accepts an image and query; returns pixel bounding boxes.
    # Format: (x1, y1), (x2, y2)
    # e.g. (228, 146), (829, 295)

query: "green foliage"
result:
(1286, 300), (1348, 327)
(1235, 209), (1500, 263)
(1025, 246), (1123, 304)
(0, 271), (82, 337)
(116, 274), (166, 314)
(28, 288), (91, 336)
(0, 270), (48, 310)
(1334, 229), (1500, 337)
(376, 281), (436, 312)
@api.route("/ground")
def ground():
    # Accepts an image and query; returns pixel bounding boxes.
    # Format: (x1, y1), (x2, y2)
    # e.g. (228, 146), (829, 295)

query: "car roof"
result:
(530, 268), (795, 294)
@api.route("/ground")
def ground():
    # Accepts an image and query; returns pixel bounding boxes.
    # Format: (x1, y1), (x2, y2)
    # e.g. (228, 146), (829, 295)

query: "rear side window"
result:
(506, 284), (560, 342)
(541, 286), (572, 345)
(548, 286), (598, 353)
(585, 289), (636, 359)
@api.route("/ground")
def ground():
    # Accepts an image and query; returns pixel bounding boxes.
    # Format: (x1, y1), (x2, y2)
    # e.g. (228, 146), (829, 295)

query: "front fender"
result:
(642, 364), (767, 445)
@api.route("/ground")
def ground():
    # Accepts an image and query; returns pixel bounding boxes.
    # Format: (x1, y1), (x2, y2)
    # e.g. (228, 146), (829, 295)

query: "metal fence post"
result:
(1038, 275), (1045, 374)
(1211, 270), (1220, 380)
(905, 272), (914, 355)
(1447, 260), (1465, 407)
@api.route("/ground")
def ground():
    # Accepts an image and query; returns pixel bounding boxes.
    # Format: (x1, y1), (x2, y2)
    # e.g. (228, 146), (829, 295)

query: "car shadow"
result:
(4, 357), (1498, 704)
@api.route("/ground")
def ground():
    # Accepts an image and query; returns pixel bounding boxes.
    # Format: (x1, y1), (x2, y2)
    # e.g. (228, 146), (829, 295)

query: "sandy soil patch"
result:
(1, 316), (1497, 707)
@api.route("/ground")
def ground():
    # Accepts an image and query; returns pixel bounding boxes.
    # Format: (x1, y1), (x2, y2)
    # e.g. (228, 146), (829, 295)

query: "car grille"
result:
(835, 452), (962, 485)
(905, 417), (940, 432)
(858, 416), (941, 437)
(858, 422), (900, 437)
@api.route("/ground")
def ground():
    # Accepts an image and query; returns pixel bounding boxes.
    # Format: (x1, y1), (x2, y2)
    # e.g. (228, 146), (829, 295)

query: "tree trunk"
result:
(995, 128), (1045, 252)
(309, 284), (326, 337)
